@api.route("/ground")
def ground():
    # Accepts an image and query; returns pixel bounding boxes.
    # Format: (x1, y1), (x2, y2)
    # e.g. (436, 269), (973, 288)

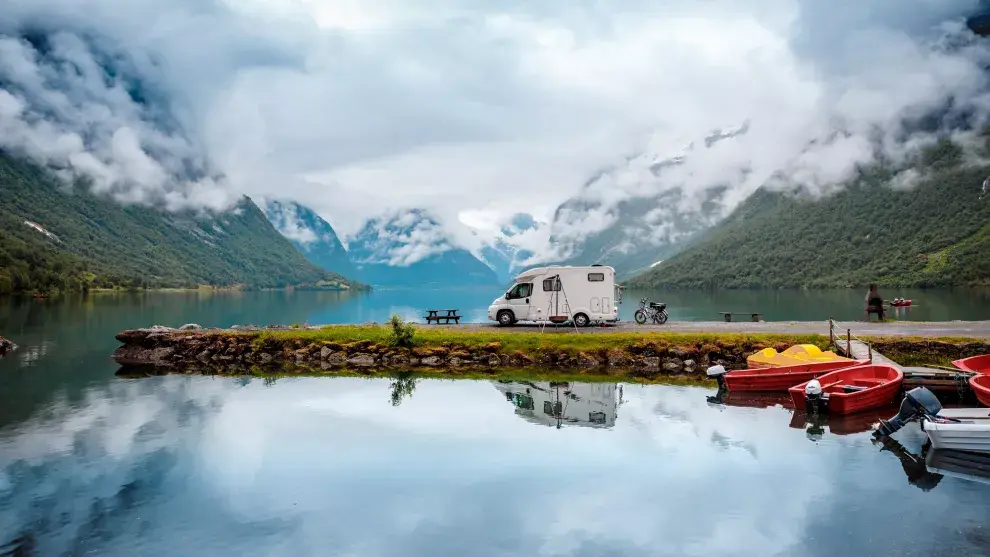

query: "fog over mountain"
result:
(3, 0), (990, 266)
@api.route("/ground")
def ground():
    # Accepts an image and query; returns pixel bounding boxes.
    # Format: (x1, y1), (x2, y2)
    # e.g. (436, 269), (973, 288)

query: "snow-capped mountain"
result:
(476, 213), (542, 284)
(347, 209), (499, 287)
(546, 123), (750, 277)
(263, 200), (355, 277)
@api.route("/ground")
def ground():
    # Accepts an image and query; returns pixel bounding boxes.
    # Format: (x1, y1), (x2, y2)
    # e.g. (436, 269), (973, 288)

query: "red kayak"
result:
(724, 360), (868, 392)
(953, 355), (990, 374)
(971, 375), (990, 407)
(788, 364), (904, 415)
(890, 300), (912, 307)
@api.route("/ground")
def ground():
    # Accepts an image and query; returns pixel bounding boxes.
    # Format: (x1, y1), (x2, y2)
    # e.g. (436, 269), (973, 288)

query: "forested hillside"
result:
(627, 139), (990, 289)
(0, 153), (364, 295)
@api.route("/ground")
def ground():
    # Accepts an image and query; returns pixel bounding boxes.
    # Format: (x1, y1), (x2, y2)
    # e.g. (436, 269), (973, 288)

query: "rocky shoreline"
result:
(111, 325), (990, 379)
(111, 325), (758, 377)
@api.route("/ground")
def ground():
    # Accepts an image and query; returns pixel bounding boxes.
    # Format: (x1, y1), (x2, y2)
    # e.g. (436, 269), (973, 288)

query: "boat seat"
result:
(850, 378), (884, 387)
(820, 380), (845, 391)
(840, 385), (868, 393)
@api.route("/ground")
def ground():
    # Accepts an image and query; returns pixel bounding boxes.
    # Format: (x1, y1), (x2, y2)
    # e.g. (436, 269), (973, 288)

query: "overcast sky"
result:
(1, 0), (989, 253)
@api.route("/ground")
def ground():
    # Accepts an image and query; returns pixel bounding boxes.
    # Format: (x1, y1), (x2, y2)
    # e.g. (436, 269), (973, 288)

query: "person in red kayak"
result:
(865, 284), (884, 320)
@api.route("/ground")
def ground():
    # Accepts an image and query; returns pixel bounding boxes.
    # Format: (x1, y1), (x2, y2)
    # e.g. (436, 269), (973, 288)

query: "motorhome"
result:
(487, 265), (621, 327)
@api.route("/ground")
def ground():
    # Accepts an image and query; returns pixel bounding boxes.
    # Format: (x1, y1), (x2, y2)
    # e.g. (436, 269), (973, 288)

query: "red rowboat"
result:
(953, 355), (990, 374)
(788, 364), (904, 415)
(970, 375), (990, 407)
(890, 300), (912, 307)
(724, 360), (869, 392)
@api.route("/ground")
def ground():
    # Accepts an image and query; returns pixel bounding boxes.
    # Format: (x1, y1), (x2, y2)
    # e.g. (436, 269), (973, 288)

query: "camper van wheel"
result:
(497, 310), (515, 326)
(573, 313), (590, 327)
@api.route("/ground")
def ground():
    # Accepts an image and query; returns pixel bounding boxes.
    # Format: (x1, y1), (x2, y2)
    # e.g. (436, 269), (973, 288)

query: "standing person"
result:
(865, 284), (884, 321)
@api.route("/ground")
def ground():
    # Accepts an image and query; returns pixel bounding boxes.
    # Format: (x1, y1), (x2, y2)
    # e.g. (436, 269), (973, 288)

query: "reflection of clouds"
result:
(2, 377), (990, 555)
(16, 339), (55, 367)
(0, 378), (231, 555)
(187, 379), (832, 557)
(518, 384), (827, 557)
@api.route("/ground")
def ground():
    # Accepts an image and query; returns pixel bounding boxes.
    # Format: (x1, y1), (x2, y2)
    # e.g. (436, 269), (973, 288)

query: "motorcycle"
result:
(634, 297), (669, 325)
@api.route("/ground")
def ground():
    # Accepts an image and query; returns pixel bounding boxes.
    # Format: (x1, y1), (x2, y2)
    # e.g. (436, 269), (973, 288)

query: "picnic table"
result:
(425, 309), (461, 324)
(719, 312), (763, 323)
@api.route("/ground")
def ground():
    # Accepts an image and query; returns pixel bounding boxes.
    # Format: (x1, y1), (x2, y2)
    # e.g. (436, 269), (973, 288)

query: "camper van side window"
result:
(542, 278), (561, 292)
(588, 273), (605, 282)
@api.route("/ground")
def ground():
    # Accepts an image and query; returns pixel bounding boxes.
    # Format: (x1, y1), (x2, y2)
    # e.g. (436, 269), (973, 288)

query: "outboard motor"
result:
(705, 365), (730, 405)
(706, 365), (729, 391)
(875, 387), (942, 437)
(805, 379), (826, 414)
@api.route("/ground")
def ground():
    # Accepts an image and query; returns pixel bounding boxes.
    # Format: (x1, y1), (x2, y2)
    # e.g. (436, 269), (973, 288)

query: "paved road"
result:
(419, 320), (990, 339)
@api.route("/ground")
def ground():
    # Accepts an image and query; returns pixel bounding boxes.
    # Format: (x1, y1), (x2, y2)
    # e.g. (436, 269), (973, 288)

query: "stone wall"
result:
(111, 326), (765, 378)
(112, 327), (990, 379)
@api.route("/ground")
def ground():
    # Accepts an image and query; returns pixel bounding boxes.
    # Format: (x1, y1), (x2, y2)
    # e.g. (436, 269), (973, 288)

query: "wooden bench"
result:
(719, 312), (763, 323)
(424, 309), (460, 324)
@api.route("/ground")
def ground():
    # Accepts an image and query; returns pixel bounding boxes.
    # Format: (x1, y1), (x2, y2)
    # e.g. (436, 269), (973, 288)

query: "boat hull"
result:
(954, 355), (990, 375)
(925, 424), (990, 453)
(725, 360), (868, 392)
(788, 364), (903, 415)
(970, 375), (990, 407)
(923, 409), (990, 454)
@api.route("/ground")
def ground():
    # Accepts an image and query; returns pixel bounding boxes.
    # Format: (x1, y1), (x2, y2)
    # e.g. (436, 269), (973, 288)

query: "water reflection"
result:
(788, 407), (895, 440)
(702, 386), (969, 493)
(926, 449), (990, 485)
(491, 381), (621, 429)
(2, 377), (990, 556)
(389, 373), (418, 407)
(872, 436), (943, 492)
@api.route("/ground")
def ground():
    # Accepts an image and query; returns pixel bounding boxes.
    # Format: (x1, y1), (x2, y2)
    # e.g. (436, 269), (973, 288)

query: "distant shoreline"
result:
(3, 283), (366, 298)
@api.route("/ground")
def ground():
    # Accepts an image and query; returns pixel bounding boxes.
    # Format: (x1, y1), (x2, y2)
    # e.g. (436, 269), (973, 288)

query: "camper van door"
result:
(505, 281), (533, 321)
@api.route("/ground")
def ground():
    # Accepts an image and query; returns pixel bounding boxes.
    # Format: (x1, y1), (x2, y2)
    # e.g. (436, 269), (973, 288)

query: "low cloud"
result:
(264, 201), (319, 245)
(349, 209), (461, 267)
(0, 29), (238, 212)
(1, 0), (990, 258)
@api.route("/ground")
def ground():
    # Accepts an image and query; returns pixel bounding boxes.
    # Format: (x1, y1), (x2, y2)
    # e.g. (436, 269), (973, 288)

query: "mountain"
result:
(546, 124), (749, 278)
(626, 138), (990, 289)
(347, 209), (499, 287)
(476, 213), (541, 284)
(0, 152), (363, 295)
(263, 200), (355, 277)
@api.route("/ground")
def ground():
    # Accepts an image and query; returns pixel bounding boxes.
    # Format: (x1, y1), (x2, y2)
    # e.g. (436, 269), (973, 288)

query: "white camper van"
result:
(487, 265), (621, 327)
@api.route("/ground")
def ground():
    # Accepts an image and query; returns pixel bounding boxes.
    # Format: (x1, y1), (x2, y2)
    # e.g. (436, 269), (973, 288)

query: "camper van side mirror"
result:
(504, 293), (509, 300)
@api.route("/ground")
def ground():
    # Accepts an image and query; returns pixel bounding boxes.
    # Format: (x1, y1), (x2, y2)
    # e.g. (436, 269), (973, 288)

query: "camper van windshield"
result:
(507, 283), (532, 299)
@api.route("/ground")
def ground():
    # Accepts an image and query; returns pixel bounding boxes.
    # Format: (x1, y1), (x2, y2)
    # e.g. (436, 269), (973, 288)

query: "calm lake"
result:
(2, 290), (990, 556)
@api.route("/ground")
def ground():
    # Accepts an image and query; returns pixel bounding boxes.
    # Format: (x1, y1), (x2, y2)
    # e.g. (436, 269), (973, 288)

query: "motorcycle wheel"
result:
(634, 310), (648, 325)
(655, 310), (669, 325)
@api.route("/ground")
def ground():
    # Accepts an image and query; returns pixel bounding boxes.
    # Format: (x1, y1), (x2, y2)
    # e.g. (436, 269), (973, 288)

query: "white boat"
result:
(923, 408), (990, 453)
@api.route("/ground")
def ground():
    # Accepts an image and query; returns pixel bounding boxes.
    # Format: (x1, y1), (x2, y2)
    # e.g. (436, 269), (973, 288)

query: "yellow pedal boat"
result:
(747, 344), (854, 369)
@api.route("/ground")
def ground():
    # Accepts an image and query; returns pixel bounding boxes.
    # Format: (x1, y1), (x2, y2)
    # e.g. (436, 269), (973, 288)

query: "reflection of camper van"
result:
(492, 381), (619, 428)
(487, 265), (621, 327)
